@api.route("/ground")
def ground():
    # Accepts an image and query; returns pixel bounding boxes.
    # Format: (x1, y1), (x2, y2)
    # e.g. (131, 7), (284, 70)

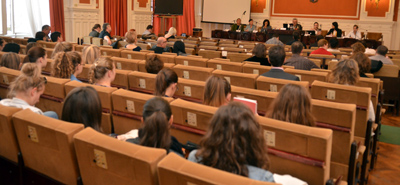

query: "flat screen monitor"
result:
(155, 0), (183, 15)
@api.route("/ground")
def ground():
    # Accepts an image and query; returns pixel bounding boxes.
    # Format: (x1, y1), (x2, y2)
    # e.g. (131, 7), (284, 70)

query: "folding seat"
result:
(339, 48), (353, 53)
(161, 52), (177, 56)
(82, 36), (92, 44)
(0, 67), (20, 98)
(172, 64), (214, 81)
(264, 44), (277, 49)
(284, 68), (329, 84)
(111, 89), (174, 134)
(175, 55), (208, 67)
(226, 52), (252, 62)
(158, 153), (278, 185)
(169, 98), (217, 144)
(75, 64), (92, 83)
(198, 45), (218, 51)
(258, 116), (333, 185)
(136, 43), (151, 50)
(330, 51), (348, 59)
(187, 37), (200, 41)
(198, 50), (221, 59)
(100, 48), (122, 57)
(183, 40), (198, 45)
(201, 38), (217, 42)
(145, 53), (176, 64)
(12, 109), (84, 185)
(112, 69), (131, 89)
(174, 78), (206, 103)
(219, 47), (246, 53)
(34, 76), (69, 118)
(44, 48), (54, 58)
(65, 81), (117, 134)
(18, 54), (27, 63)
(74, 127), (166, 185)
(212, 70), (258, 89)
(137, 60), (175, 72)
(168, 38), (180, 42)
(219, 44), (238, 48)
(74, 44), (88, 52)
(242, 63), (271, 75)
(199, 42), (217, 46)
(207, 59), (244, 72)
(185, 47), (196, 55)
(308, 58), (322, 67)
(20, 44), (27, 54)
(121, 50), (148, 60)
(166, 42), (175, 48)
(92, 38), (103, 46)
(42, 59), (53, 76)
(356, 78), (381, 112)
(128, 71), (157, 94)
(37, 41), (57, 49)
(312, 99), (360, 184)
(231, 86), (277, 116)
(111, 57), (141, 71)
(219, 40), (235, 44)
(302, 49), (315, 56)
(257, 76), (309, 92)
(13, 38), (28, 45)
(309, 54), (336, 68)
(328, 60), (338, 71)
(373, 64), (399, 77)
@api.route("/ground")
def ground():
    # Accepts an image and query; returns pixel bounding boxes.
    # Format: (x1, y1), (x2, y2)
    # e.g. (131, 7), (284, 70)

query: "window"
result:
(0, 0), (50, 37)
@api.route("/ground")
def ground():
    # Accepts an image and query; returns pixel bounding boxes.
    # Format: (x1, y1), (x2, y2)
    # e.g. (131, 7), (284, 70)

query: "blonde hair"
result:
(203, 76), (231, 107)
(82, 45), (100, 64)
(89, 57), (115, 84)
(52, 51), (82, 79)
(125, 31), (137, 44)
(8, 63), (46, 98)
(167, 27), (177, 37)
(51, 42), (73, 59)
(1, 52), (21, 70)
(329, 59), (359, 85)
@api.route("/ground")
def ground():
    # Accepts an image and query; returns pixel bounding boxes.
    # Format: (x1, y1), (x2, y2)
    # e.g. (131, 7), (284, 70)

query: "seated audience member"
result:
(165, 27), (177, 40)
(82, 45), (101, 64)
(35, 31), (47, 41)
(99, 23), (113, 45)
(327, 38), (340, 52)
(145, 55), (164, 74)
(327, 22), (342, 37)
(23, 46), (48, 68)
(172, 41), (187, 56)
(310, 39), (333, 55)
(361, 40), (376, 55)
(188, 102), (274, 182)
(142, 25), (155, 40)
(155, 68), (178, 97)
(286, 31), (306, 48)
(52, 42), (73, 58)
(0, 63), (57, 119)
(309, 35), (323, 49)
(0, 52), (20, 70)
(351, 52), (371, 78)
(52, 51), (84, 82)
(369, 45), (393, 65)
(244, 44), (270, 66)
(89, 24), (101, 37)
(261, 46), (299, 81)
(62, 86), (102, 132)
(126, 97), (184, 156)
(267, 84), (316, 126)
(290, 18), (302, 31)
(42, 25), (51, 41)
(150, 37), (168, 54)
(50, 31), (63, 42)
(265, 33), (284, 46)
(260, 19), (272, 33)
(26, 42), (40, 54)
(346, 25), (362, 40)
(3, 43), (20, 53)
(203, 76), (231, 107)
(329, 59), (375, 122)
(0, 38), (5, 51)
(124, 31), (142, 51)
(351, 42), (382, 72)
(284, 41), (319, 70)
(231, 18), (244, 32)
(244, 19), (256, 32)
(89, 57), (116, 87)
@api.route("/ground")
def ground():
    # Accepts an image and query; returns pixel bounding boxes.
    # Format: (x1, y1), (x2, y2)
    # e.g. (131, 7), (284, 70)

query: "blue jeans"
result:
(43, 111), (59, 119)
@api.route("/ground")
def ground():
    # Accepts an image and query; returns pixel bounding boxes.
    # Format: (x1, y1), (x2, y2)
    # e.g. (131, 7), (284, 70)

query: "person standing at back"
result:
(261, 45), (299, 81)
(99, 23), (113, 45)
(89, 24), (101, 37)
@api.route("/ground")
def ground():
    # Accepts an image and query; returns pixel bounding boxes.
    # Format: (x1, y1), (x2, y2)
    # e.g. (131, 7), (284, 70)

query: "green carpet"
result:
(380, 125), (400, 145)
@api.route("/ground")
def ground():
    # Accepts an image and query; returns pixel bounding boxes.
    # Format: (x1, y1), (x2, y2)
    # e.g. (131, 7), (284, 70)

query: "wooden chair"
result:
(183, 40), (198, 45)
(219, 44), (238, 48)
(226, 52), (252, 63)
(231, 86), (277, 115)
(366, 32), (383, 41)
(137, 43), (151, 50)
(284, 68), (329, 85)
(13, 109), (84, 185)
(82, 36), (92, 44)
(35, 76), (70, 118)
(242, 64), (271, 75)
(175, 56), (208, 67)
(111, 57), (141, 71)
(198, 45), (218, 51)
(199, 42), (218, 46)
(169, 98), (217, 144)
(92, 38), (103, 46)
(212, 70), (258, 89)
(309, 54), (336, 68)
(174, 78), (206, 103)
(0, 67), (20, 98)
(112, 69), (131, 89)
(219, 40), (235, 44)
(158, 153), (278, 185)
(128, 71), (157, 94)
(74, 127), (166, 185)
(172, 64), (214, 81)
(146, 53), (176, 64)
(121, 50), (148, 60)
(207, 59), (243, 72)
(373, 64), (399, 77)
(256, 76), (309, 92)
(65, 81), (117, 134)
(137, 60), (175, 73)
(44, 48), (54, 58)
(198, 50), (221, 59)
(100, 48), (122, 57)
(0, 105), (22, 166)
(37, 41), (57, 49)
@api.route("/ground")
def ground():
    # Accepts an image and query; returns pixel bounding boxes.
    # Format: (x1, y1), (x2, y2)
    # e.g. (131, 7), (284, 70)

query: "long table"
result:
(211, 30), (382, 48)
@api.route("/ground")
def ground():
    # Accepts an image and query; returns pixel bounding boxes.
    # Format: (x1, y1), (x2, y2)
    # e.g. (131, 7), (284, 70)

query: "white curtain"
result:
(23, 0), (50, 37)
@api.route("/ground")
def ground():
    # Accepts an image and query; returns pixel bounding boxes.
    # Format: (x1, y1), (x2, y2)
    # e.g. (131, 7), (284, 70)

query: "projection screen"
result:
(202, 0), (251, 24)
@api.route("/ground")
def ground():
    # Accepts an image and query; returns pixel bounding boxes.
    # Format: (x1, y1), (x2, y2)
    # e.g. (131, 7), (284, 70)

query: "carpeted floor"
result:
(380, 125), (400, 145)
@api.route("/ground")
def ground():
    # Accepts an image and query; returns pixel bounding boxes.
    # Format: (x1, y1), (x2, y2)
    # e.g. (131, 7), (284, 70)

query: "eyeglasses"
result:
(35, 76), (47, 88)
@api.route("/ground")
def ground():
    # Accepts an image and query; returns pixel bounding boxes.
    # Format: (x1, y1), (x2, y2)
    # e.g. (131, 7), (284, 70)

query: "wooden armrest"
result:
(373, 123), (378, 131)
(358, 145), (366, 155)
(335, 180), (348, 185)
(381, 108), (386, 114)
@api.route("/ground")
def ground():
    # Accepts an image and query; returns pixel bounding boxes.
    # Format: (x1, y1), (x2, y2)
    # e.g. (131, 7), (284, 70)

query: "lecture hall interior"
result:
(0, 0), (399, 185)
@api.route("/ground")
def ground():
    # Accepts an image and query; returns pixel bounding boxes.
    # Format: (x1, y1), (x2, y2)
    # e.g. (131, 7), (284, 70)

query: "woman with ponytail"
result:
(88, 57), (116, 87)
(127, 97), (184, 156)
(52, 51), (84, 82)
(51, 42), (73, 59)
(0, 63), (58, 119)
(23, 46), (48, 69)
(154, 68), (178, 97)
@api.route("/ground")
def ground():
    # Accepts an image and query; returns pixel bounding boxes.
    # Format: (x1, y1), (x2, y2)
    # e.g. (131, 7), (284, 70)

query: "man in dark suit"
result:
(150, 37), (168, 54)
(261, 45), (300, 81)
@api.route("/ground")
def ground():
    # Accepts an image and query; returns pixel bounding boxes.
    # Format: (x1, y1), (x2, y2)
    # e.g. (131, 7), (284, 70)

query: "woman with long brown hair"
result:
(267, 84), (316, 127)
(350, 52), (371, 78)
(189, 102), (273, 182)
(154, 68), (178, 97)
(0, 52), (21, 70)
(127, 97), (184, 156)
(23, 46), (48, 68)
(89, 57), (116, 87)
(52, 51), (84, 82)
(203, 75), (231, 107)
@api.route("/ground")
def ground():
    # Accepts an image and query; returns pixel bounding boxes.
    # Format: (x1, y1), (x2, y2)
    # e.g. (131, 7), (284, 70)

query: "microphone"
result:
(243, 11), (246, 15)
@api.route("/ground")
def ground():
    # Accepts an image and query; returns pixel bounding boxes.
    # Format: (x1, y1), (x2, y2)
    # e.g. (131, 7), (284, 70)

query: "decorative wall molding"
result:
(128, 0), (153, 35)
(360, 0), (395, 22)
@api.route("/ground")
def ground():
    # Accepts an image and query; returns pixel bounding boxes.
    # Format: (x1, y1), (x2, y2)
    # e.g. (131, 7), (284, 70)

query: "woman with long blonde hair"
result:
(51, 51), (84, 82)
(82, 45), (100, 64)
(89, 57), (116, 87)
(51, 42), (73, 59)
